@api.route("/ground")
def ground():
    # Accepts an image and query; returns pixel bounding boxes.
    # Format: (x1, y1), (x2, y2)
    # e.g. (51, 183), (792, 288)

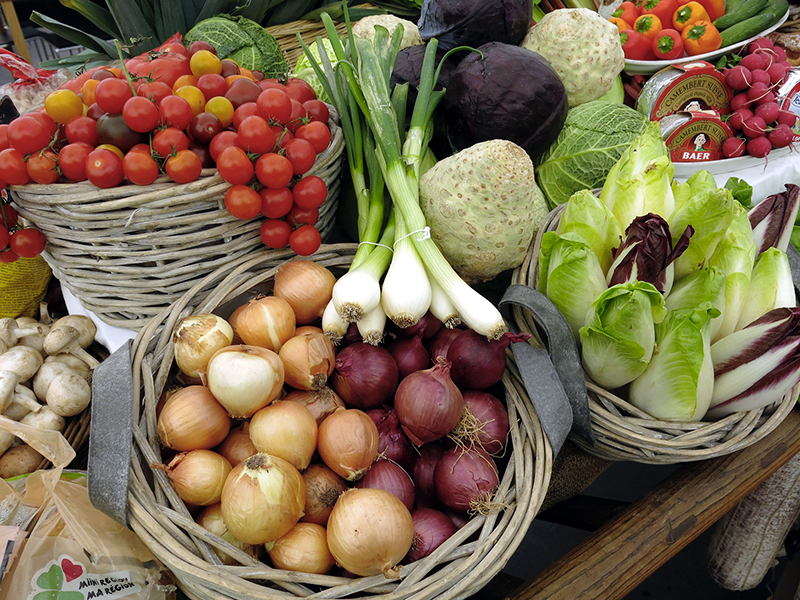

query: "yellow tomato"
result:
(81, 78), (100, 107)
(190, 50), (223, 77)
(173, 74), (198, 91)
(237, 67), (256, 81)
(175, 85), (206, 116)
(44, 89), (84, 125)
(96, 144), (124, 160)
(205, 96), (234, 128)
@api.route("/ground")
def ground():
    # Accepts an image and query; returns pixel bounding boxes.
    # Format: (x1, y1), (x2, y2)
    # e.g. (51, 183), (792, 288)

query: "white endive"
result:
(735, 247), (795, 331)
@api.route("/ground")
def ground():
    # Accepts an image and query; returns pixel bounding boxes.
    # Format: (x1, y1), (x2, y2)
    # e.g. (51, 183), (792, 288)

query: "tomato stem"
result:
(114, 39), (137, 98)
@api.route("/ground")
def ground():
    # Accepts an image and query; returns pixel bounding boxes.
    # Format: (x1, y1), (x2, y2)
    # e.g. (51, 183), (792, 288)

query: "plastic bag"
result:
(0, 418), (170, 600)
(0, 255), (51, 319)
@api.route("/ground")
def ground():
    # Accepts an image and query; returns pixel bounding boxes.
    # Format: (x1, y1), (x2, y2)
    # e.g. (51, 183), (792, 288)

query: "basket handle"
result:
(499, 284), (594, 455)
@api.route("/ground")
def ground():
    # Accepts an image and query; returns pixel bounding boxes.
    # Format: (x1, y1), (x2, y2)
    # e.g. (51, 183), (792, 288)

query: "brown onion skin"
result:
(386, 334), (431, 380)
(157, 385), (231, 452)
(215, 422), (257, 466)
(462, 391), (510, 455)
(301, 463), (348, 526)
(405, 508), (457, 563)
(410, 441), (444, 509)
(232, 296), (296, 352)
(366, 406), (415, 469)
(317, 407), (379, 481)
(284, 387), (345, 425)
(331, 343), (399, 410)
(433, 446), (499, 513)
(273, 260), (336, 325)
(355, 459), (415, 511)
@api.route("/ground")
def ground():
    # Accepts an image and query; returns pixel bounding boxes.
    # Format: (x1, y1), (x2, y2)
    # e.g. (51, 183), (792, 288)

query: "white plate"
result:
(623, 9), (790, 75)
(672, 145), (792, 177)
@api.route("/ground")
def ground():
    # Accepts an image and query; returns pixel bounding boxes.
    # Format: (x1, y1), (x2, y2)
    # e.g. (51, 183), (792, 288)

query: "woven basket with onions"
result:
(122, 243), (551, 600)
(506, 205), (798, 465)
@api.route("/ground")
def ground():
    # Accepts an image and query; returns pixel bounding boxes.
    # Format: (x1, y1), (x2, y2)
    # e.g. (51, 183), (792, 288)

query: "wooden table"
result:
(0, 0), (31, 63)
(498, 409), (800, 600)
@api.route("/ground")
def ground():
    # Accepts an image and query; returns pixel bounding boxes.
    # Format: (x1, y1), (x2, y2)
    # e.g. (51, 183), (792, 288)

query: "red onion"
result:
(459, 391), (510, 455)
(444, 508), (470, 530)
(366, 406), (415, 469)
(332, 343), (399, 410)
(427, 327), (464, 362)
(386, 334), (430, 380)
(395, 358), (463, 445)
(343, 322), (362, 345)
(410, 441), (444, 508)
(389, 312), (443, 340)
(434, 446), (499, 513)
(355, 458), (415, 511)
(405, 508), (457, 563)
(448, 331), (529, 390)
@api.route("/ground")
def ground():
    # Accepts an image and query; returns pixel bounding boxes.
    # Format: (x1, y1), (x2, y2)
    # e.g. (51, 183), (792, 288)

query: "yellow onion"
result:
(230, 296), (296, 352)
(160, 449), (232, 506)
(283, 387), (344, 425)
(215, 422), (257, 466)
(249, 400), (318, 470)
(278, 331), (336, 390)
(273, 260), (336, 325)
(317, 407), (378, 481)
(295, 325), (324, 336)
(268, 522), (335, 574)
(203, 345), (284, 418)
(173, 314), (234, 378)
(220, 452), (305, 545)
(301, 463), (347, 526)
(327, 488), (414, 578)
(157, 385), (231, 452)
(196, 503), (253, 565)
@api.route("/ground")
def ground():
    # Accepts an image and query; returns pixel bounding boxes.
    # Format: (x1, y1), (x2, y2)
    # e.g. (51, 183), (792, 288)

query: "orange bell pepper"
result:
(634, 14), (663, 40)
(609, 16), (634, 33)
(672, 2), (710, 31)
(696, 0), (725, 21)
(681, 20), (722, 55)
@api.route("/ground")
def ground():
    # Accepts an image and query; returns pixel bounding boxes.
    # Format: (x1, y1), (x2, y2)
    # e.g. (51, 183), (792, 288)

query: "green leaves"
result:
(30, 12), (119, 57)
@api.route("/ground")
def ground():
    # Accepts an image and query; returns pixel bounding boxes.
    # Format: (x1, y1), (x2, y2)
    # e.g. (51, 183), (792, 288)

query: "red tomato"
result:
(209, 130), (241, 162)
(158, 95), (193, 130)
(58, 142), (93, 182)
(232, 102), (259, 130)
(259, 186), (294, 219)
(9, 228), (46, 258)
(197, 73), (228, 101)
(26, 150), (59, 184)
(0, 204), (17, 228)
(160, 42), (189, 57)
(216, 146), (254, 185)
(0, 224), (8, 250)
(286, 99), (308, 133)
(127, 53), (191, 89)
(0, 247), (18, 263)
(225, 78), (262, 109)
(165, 149), (202, 184)
(284, 78), (317, 104)
(64, 116), (98, 146)
(86, 103), (106, 120)
(237, 115), (276, 154)
(224, 184), (262, 220)
(189, 40), (216, 56)
(137, 81), (173, 105)
(257, 88), (292, 124)
(288, 204), (319, 227)
(152, 128), (190, 158)
(272, 125), (293, 149)
(7, 116), (51, 155)
(128, 143), (152, 155)
(295, 121), (331, 154)
(255, 152), (293, 189)
(292, 175), (327, 210)
(95, 77), (134, 114)
(85, 148), (124, 188)
(123, 96), (160, 133)
(283, 138), (316, 175)
(123, 151), (160, 185)
(0, 124), (9, 152)
(260, 219), (292, 249)
(302, 99), (329, 124)
(27, 111), (57, 138)
(289, 224), (321, 256)
(0, 148), (30, 185)
(188, 113), (223, 144)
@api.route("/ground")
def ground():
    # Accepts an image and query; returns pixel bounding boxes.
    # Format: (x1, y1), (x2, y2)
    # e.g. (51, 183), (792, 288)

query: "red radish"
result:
(747, 82), (770, 103)
(755, 91), (776, 106)
(767, 63), (788, 85)
(774, 47), (788, 62)
(750, 69), (770, 86)
(725, 66), (751, 90)
(729, 108), (753, 130)
(777, 110), (798, 128)
(754, 102), (780, 124)
(768, 124), (794, 149)
(741, 53), (767, 72)
(742, 116), (767, 138)
(753, 48), (776, 70)
(746, 135), (772, 158)
(747, 37), (773, 53)
(722, 136), (746, 158)
(730, 93), (751, 111)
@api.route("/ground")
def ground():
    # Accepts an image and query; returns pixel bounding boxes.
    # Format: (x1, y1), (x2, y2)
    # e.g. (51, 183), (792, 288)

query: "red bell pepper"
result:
(696, 0), (725, 21)
(612, 2), (641, 27)
(621, 29), (657, 61)
(640, 0), (679, 30)
(652, 28), (685, 59)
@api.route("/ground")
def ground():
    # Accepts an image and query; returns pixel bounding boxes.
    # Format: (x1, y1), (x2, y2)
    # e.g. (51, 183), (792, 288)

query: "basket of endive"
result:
(115, 240), (551, 600)
(507, 123), (800, 464)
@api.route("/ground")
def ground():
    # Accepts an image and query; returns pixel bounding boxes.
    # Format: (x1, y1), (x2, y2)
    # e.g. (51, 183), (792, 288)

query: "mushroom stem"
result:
(42, 326), (99, 369)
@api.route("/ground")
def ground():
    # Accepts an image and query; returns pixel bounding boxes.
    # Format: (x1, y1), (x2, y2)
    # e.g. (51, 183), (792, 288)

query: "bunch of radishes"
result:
(721, 37), (797, 159)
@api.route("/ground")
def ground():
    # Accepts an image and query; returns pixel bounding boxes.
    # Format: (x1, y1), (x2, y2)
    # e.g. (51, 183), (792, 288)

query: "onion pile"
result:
(161, 262), (516, 579)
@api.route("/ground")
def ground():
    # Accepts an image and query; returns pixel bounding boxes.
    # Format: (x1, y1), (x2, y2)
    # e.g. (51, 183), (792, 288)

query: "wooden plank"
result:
(0, 0), (31, 64)
(509, 410), (800, 600)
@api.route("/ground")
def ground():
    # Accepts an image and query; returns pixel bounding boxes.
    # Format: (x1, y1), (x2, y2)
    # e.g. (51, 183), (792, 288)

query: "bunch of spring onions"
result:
(299, 6), (508, 343)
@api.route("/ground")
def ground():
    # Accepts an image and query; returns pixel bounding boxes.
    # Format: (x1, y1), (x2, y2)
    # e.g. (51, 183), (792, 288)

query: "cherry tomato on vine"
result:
(209, 131), (241, 162)
(123, 151), (160, 185)
(58, 142), (93, 182)
(0, 124), (10, 152)
(285, 78), (317, 104)
(257, 88), (292, 124)
(292, 175), (327, 210)
(288, 204), (319, 227)
(0, 148), (30, 186)
(127, 143), (152, 155)
(64, 116), (98, 146)
(95, 77), (134, 114)
(289, 224), (321, 256)
(158, 95), (193, 130)
(237, 115), (275, 154)
(259, 186), (294, 219)
(7, 116), (51, 155)
(271, 125), (293, 149)
(123, 96), (160, 133)
(286, 100), (308, 133)
(27, 111), (58, 139)
(224, 184), (262, 220)
(85, 148), (124, 188)
(295, 121), (331, 154)
(26, 150), (59, 184)
(197, 73), (228, 101)
(0, 247), (18, 263)
(44, 89), (84, 125)
(152, 127), (190, 158)
(137, 81), (173, 105)
(255, 152), (292, 189)
(303, 99), (329, 124)
(0, 204), (15, 228)
(232, 102), (259, 129)
(260, 219), (292, 249)
(165, 149), (202, 184)
(10, 228), (46, 258)
(216, 146), (254, 185)
(283, 138), (316, 175)
(0, 224), (9, 250)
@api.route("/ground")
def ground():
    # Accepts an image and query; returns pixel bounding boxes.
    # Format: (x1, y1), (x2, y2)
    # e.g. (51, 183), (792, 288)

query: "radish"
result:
(777, 110), (798, 128)
(747, 38), (773, 53)
(746, 135), (772, 158)
(774, 47), (788, 62)
(729, 108), (753, 130)
(768, 124), (794, 149)
(742, 116), (767, 138)
(725, 66), (751, 91)
(754, 102), (780, 124)
(755, 91), (776, 106)
(741, 53), (767, 72)
(753, 48), (776, 70)
(747, 82), (770, 102)
(722, 136), (746, 158)
(750, 69), (770, 86)
(730, 93), (752, 111)
(767, 63), (788, 85)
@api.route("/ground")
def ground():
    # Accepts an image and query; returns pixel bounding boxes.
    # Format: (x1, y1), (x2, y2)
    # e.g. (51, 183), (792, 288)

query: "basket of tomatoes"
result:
(2, 36), (345, 331)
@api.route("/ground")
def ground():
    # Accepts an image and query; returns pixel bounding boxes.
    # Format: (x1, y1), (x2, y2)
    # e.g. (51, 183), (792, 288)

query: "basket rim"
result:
(509, 204), (798, 464)
(121, 243), (553, 600)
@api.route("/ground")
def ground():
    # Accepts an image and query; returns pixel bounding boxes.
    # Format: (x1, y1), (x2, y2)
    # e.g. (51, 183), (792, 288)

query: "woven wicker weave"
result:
(508, 205), (798, 464)
(10, 116), (344, 332)
(124, 243), (551, 600)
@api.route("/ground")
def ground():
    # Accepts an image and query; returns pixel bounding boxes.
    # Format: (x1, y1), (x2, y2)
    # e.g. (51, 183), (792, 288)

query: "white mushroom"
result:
(44, 354), (92, 381)
(45, 373), (91, 417)
(21, 406), (65, 433)
(38, 302), (52, 325)
(34, 361), (78, 400)
(0, 371), (41, 414)
(15, 318), (50, 356)
(0, 346), (44, 380)
(49, 315), (96, 349)
(3, 400), (31, 421)
(43, 326), (99, 369)
(0, 317), (45, 349)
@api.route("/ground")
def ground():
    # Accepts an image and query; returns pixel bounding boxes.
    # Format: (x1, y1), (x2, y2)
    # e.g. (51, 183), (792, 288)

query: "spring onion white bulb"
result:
(427, 273), (461, 329)
(357, 303), (387, 346)
(332, 269), (382, 323)
(322, 299), (348, 345)
(381, 218), (431, 329)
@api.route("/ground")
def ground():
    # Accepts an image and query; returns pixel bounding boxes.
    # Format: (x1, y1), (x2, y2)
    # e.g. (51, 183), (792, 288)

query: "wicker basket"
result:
(508, 205), (798, 464)
(122, 243), (552, 600)
(9, 115), (344, 332)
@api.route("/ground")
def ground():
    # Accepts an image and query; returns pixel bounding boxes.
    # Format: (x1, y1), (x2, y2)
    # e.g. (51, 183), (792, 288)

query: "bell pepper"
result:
(612, 2), (641, 27)
(621, 29), (657, 60)
(652, 28), (685, 59)
(672, 2), (710, 31)
(696, 0), (725, 21)
(681, 20), (722, 55)
(634, 14), (663, 40)
(640, 0), (679, 30)
(609, 16), (634, 33)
